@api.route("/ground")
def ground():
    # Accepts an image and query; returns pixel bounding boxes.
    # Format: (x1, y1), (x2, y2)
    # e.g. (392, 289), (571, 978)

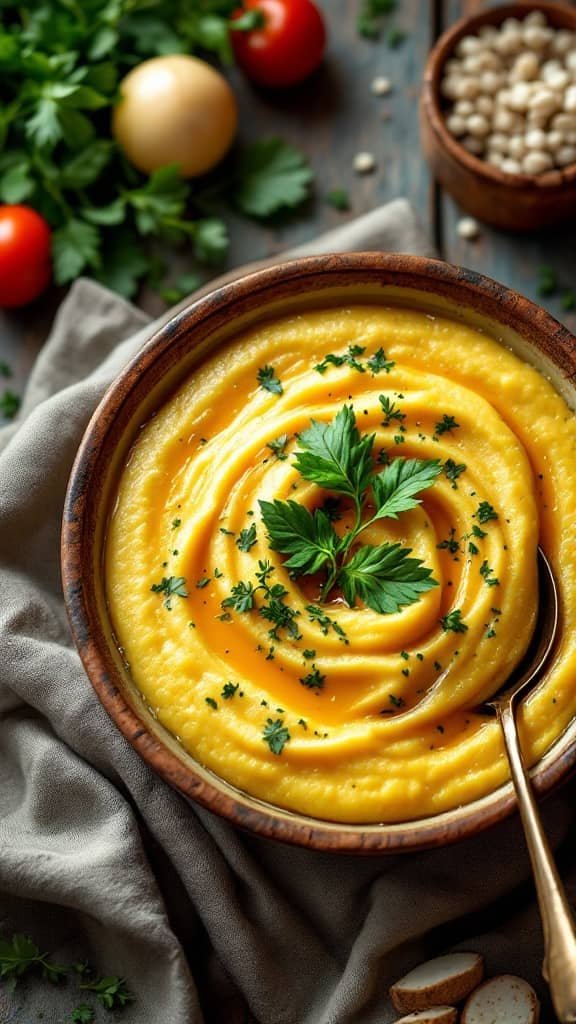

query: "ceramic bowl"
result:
(62, 253), (576, 853)
(420, 2), (576, 231)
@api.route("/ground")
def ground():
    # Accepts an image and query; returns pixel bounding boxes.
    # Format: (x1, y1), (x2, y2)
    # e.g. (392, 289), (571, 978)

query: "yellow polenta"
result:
(106, 307), (576, 823)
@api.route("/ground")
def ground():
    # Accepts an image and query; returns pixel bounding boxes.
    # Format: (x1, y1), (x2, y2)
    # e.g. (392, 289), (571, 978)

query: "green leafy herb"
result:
(221, 682), (239, 699)
(236, 524), (258, 552)
(367, 347), (395, 374)
(388, 693), (405, 708)
(0, 389), (20, 419)
(262, 717), (290, 755)
(326, 188), (351, 211)
(150, 575), (188, 610)
(234, 137), (313, 218)
(477, 501), (498, 524)
(205, 697), (218, 710)
(80, 975), (134, 1010)
(267, 434), (289, 460)
(261, 405), (441, 611)
(171, 518), (181, 529)
(379, 395), (405, 427)
(357, 0), (397, 38)
(230, 8), (266, 31)
(222, 580), (255, 613)
(257, 365), (283, 395)
(71, 1006), (95, 1023)
(299, 665), (326, 690)
(440, 609), (469, 633)
(259, 500), (338, 576)
(0, 933), (67, 985)
(196, 577), (210, 589)
(437, 529), (460, 554)
(480, 560), (500, 587)
(435, 414), (459, 435)
(444, 459), (466, 488)
(306, 604), (348, 642)
(302, 648), (316, 659)
(339, 544), (437, 614)
(315, 344), (367, 375)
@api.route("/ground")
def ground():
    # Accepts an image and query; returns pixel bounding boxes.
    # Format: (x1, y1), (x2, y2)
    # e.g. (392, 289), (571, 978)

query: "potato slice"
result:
(390, 952), (484, 1012)
(461, 974), (540, 1023)
(395, 1007), (458, 1023)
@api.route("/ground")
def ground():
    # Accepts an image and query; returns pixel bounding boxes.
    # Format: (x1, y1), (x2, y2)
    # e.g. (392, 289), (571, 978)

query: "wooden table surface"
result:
(1, 0), (575, 403)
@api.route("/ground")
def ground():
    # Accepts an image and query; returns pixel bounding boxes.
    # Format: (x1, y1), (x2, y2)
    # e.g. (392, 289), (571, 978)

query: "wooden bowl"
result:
(61, 253), (576, 853)
(420, 2), (576, 231)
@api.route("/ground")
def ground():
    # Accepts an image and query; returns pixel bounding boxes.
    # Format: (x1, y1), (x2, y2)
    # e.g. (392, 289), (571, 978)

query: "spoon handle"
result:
(498, 702), (576, 1023)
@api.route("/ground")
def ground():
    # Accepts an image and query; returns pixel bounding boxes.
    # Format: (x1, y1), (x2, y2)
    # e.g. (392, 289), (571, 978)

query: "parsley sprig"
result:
(260, 404), (441, 613)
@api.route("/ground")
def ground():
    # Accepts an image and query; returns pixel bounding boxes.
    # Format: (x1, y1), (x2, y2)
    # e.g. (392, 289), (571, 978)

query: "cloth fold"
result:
(0, 199), (572, 1024)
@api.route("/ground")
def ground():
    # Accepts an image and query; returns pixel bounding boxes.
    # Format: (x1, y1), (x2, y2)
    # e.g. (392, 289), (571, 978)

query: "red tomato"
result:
(232, 0), (326, 88)
(0, 205), (52, 309)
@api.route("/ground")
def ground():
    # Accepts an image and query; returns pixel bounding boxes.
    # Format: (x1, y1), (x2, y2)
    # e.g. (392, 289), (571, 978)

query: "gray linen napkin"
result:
(0, 198), (573, 1024)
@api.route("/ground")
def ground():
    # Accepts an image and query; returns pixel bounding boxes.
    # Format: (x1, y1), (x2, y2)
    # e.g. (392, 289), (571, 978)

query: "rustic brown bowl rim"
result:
(422, 1), (576, 191)
(62, 252), (576, 854)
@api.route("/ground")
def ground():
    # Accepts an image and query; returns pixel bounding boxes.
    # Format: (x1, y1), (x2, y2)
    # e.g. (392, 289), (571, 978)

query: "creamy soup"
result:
(106, 306), (576, 822)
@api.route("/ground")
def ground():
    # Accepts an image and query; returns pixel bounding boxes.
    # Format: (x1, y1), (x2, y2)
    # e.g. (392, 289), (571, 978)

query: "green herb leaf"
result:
(477, 501), (498, 524)
(221, 682), (239, 699)
(80, 975), (134, 1010)
(52, 218), (101, 285)
(371, 458), (442, 520)
(0, 389), (20, 419)
(440, 609), (468, 633)
(259, 499), (339, 575)
(231, 9), (266, 31)
(299, 664), (326, 690)
(435, 413), (459, 435)
(379, 395), (405, 426)
(339, 543), (438, 614)
(71, 1005), (95, 1023)
(236, 524), (258, 552)
(367, 347), (395, 374)
(151, 575), (188, 610)
(293, 405), (374, 500)
(234, 137), (313, 218)
(222, 581), (255, 613)
(257, 365), (283, 395)
(267, 434), (289, 460)
(326, 188), (350, 211)
(262, 717), (290, 755)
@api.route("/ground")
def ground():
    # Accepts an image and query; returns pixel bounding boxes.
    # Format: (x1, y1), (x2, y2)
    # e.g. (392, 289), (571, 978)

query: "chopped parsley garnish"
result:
(79, 976), (134, 1010)
(219, 526), (235, 536)
(151, 575), (188, 610)
(260, 405), (442, 614)
(196, 577), (210, 589)
(437, 528), (460, 554)
(306, 604), (348, 642)
(171, 518), (181, 529)
(236, 524), (258, 552)
(479, 560), (500, 587)
(477, 501), (498, 523)
(298, 718), (308, 729)
(326, 188), (350, 211)
(440, 609), (469, 633)
(367, 347), (395, 374)
(379, 395), (405, 426)
(267, 434), (289, 460)
(257, 365), (283, 395)
(468, 541), (479, 555)
(299, 665), (326, 690)
(303, 648), (316, 659)
(435, 414), (459, 435)
(221, 682), (239, 699)
(471, 523), (487, 539)
(444, 459), (466, 488)
(389, 694), (405, 708)
(262, 718), (290, 755)
(221, 580), (255, 613)
(205, 697), (218, 709)
(315, 344), (366, 375)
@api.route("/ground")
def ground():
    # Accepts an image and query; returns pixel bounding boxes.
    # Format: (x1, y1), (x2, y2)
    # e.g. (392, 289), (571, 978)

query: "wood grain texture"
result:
(439, 0), (576, 335)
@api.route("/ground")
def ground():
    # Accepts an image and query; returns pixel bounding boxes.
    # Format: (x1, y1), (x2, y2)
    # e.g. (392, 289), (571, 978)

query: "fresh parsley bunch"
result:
(0, 1), (313, 298)
(260, 405), (442, 614)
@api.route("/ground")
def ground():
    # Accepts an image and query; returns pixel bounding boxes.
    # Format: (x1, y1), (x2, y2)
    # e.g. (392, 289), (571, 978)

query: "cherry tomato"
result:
(232, 0), (326, 88)
(0, 205), (51, 309)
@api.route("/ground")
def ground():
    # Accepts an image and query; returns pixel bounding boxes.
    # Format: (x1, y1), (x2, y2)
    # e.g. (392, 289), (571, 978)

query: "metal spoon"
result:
(486, 546), (576, 1022)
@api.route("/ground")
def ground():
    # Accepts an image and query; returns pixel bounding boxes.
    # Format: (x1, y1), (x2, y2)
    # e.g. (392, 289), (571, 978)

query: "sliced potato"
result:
(390, 952), (484, 1012)
(395, 1007), (458, 1023)
(461, 974), (540, 1024)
